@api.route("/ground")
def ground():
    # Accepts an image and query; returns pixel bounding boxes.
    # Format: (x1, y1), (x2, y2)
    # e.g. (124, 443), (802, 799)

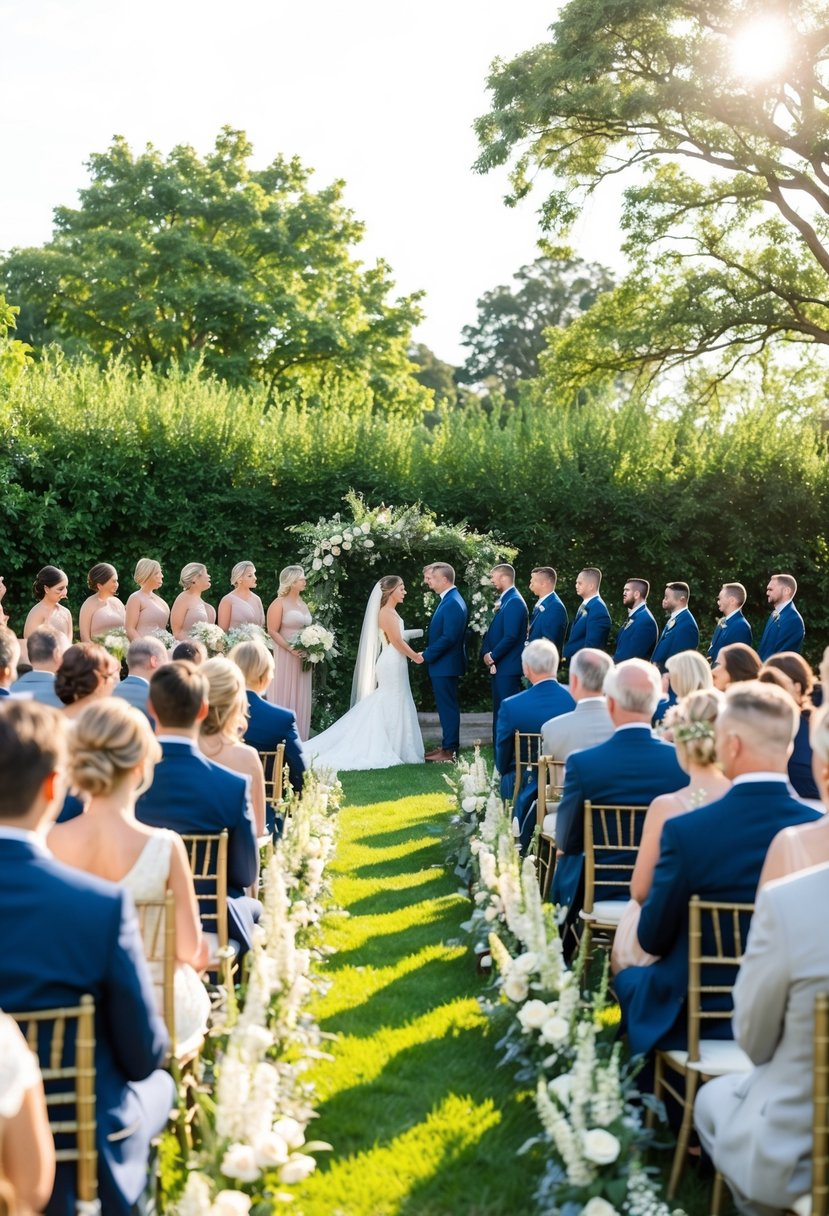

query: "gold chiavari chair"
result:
(653, 896), (754, 1206)
(13, 996), (97, 1207)
(179, 830), (237, 991)
(134, 890), (207, 1065)
(535, 756), (566, 899)
(791, 991), (829, 1216)
(580, 801), (648, 954)
(512, 731), (542, 806)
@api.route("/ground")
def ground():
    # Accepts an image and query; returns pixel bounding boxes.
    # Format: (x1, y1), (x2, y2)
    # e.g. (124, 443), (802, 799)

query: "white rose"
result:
(312, 558), (322, 571)
(330, 534), (342, 545)
(539, 1016), (570, 1045)
(548, 1072), (573, 1107)
(211, 1193), (253, 1216)
(253, 1130), (289, 1168)
(342, 529), (352, 539)
(306, 858), (324, 883)
(272, 1116), (305, 1149)
(583, 1200), (618, 1216)
(342, 540), (352, 550)
(361, 522), (371, 533)
(503, 972), (529, 1003)
(331, 546), (341, 555)
(461, 796), (478, 813)
(363, 539), (375, 548)
(460, 775), (477, 795)
(582, 1129), (622, 1165)
(517, 999), (550, 1031)
(279, 1153), (317, 1184)
(220, 1142), (261, 1182)
(322, 554), (334, 566)
(512, 951), (539, 975)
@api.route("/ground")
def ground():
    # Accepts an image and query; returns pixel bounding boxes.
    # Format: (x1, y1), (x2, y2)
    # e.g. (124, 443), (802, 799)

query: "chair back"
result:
(687, 897), (754, 1061)
(180, 830), (229, 952)
(259, 743), (286, 809)
(13, 996), (97, 1204)
(134, 891), (176, 1046)
(513, 731), (542, 800)
(536, 756), (566, 833)
(813, 991), (829, 1216)
(583, 801), (648, 913)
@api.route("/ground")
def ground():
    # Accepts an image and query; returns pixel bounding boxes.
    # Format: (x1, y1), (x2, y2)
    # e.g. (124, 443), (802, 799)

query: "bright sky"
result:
(0, 0), (625, 366)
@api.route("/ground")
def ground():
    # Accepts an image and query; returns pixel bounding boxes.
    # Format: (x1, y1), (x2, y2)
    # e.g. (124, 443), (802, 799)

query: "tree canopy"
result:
(475, 0), (829, 394)
(1, 127), (427, 411)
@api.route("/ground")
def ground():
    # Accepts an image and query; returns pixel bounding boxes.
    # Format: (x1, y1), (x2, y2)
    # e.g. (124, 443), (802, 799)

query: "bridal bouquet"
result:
(189, 622), (229, 655)
(95, 626), (129, 663)
(289, 622), (337, 671)
(226, 623), (273, 652)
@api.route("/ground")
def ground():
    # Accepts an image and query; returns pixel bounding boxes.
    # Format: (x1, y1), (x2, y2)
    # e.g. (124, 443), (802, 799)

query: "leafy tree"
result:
(0, 295), (31, 385)
(474, 0), (829, 393)
(1, 127), (426, 411)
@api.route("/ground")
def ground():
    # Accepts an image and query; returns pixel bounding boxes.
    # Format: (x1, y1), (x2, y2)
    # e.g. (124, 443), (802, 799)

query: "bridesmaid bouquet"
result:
(189, 622), (229, 655)
(148, 627), (176, 650)
(289, 623), (337, 671)
(226, 623), (274, 651)
(95, 626), (129, 663)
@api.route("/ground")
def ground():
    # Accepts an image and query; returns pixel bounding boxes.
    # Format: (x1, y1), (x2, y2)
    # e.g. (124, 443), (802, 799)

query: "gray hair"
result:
(721, 680), (799, 752)
(27, 626), (64, 664)
(571, 648), (613, 693)
(127, 636), (168, 671)
(522, 639), (559, 677)
(603, 658), (662, 716)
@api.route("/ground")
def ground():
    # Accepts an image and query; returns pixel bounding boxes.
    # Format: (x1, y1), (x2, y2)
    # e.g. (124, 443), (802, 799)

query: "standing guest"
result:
(198, 657), (267, 837)
(170, 564), (216, 641)
(712, 641), (762, 691)
(422, 563), (468, 764)
(78, 563), (126, 644)
(231, 641), (305, 796)
(23, 566), (73, 645)
(266, 566), (313, 741)
(0, 700), (174, 1216)
(527, 567), (568, 652)
(562, 567), (612, 661)
(707, 581), (752, 663)
(613, 578), (658, 662)
(650, 581), (699, 672)
(0, 1012), (55, 1216)
(760, 652), (820, 803)
(217, 561), (265, 634)
(10, 627), (67, 708)
(0, 626), (20, 696)
(481, 564), (529, 740)
(56, 643), (119, 720)
(124, 558), (170, 640)
(757, 572), (805, 660)
(759, 699), (829, 886)
(541, 648), (615, 760)
(113, 636), (168, 722)
(171, 639), (208, 665)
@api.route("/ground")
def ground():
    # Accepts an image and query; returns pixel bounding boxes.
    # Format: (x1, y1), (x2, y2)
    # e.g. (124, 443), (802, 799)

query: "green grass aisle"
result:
(292, 762), (541, 1216)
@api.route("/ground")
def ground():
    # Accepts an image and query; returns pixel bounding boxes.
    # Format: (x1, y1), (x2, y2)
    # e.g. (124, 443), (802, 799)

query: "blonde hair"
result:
(669, 688), (723, 767)
(202, 657), (248, 739)
(230, 639), (274, 689)
(134, 557), (161, 586)
(230, 561), (255, 587)
(180, 562), (207, 590)
(278, 565), (305, 596)
(665, 650), (713, 699)
(811, 704), (829, 765)
(68, 699), (160, 796)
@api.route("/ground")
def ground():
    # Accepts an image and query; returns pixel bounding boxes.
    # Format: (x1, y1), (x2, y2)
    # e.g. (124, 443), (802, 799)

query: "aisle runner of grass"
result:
(293, 762), (541, 1216)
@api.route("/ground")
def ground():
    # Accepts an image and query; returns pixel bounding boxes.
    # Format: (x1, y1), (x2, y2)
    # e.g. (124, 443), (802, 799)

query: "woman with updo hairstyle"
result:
(611, 688), (731, 974)
(231, 639), (306, 795)
(266, 564), (312, 740)
(711, 641), (762, 691)
(217, 561), (265, 635)
(170, 563), (216, 641)
(23, 565), (73, 643)
(198, 657), (267, 836)
(48, 699), (210, 1050)
(125, 558), (170, 641)
(55, 642), (119, 719)
(77, 562), (125, 644)
(760, 651), (820, 803)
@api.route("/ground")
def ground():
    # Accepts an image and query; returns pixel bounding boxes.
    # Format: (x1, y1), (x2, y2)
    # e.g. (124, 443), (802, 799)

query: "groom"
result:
(422, 563), (469, 763)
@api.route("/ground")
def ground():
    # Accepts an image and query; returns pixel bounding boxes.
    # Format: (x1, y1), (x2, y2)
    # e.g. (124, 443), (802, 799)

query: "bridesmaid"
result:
(125, 558), (170, 640)
(266, 565), (312, 740)
(170, 563), (216, 640)
(78, 563), (126, 643)
(217, 561), (265, 633)
(23, 566), (73, 644)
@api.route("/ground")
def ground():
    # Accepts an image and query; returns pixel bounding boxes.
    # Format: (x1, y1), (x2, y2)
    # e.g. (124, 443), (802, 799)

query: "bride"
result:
(308, 575), (425, 772)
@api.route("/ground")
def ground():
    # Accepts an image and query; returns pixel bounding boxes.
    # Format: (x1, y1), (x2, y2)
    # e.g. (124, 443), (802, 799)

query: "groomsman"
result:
(708, 581), (752, 663)
(757, 573), (805, 660)
(613, 578), (658, 662)
(562, 567), (612, 661)
(650, 581), (699, 671)
(481, 564), (528, 739)
(422, 563), (468, 763)
(527, 567), (568, 652)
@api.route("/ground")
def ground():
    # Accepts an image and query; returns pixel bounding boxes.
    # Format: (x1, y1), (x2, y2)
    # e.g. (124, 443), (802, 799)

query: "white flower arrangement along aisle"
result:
(445, 750), (684, 1216)
(162, 773), (341, 1214)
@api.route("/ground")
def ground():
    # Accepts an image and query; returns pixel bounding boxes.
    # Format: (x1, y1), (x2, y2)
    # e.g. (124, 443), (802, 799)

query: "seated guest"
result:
(10, 627), (67, 708)
(0, 625), (20, 695)
(0, 700), (173, 1215)
(651, 581), (700, 672)
(199, 657), (267, 837)
(230, 641), (305, 795)
(55, 642), (120, 720)
(760, 703), (829, 887)
(562, 567), (611, 662)
(0, 1012), (55, 1215)
(711, 641), (762, 691)
(694, 859), (829, 1215)
(757, 572), (805, 660)
(171, 638), (207, 665)
(613, 578), (658, 663)
(615, 681), (821, 1059)
(707, 581), (752, 663)
(551, 658), (689, 924)
(542, 648), (614, 762)
(137, 661), (260, 953)
(527, 567), (568, 652)
(113, 635), (168, 721)
(762, 651), (820, 804)
(494, 641), (575, 851)
(655, 648), (713, 726)
(611, 690), (730, 974)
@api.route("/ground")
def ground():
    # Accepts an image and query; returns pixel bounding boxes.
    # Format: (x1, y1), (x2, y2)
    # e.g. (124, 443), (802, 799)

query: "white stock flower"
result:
(220, 1142), (261, 1182)
(517, 999), (550, 1031)
(361, 522), (371, 533)
(548, 1072), (573, 1108)
(540, 1016), (570, 1045)
(306, 835), (322, 857)
(272, 1116), (305, 1149)
(210, 1193), (253, 1216)
(583, 1199), (618, 1216)
(177, 1172), (214, 1216)
(512, 951), (539, 975)
(503, 971), (529, 1003)
(279, 1153), (317, 1184)
(253, 1130), (289, 1168)
(582, 1128), (622, 1165)
(483, 905), (500, 923)
(461, 796), (478, 813)
(306, 858), (324, 883)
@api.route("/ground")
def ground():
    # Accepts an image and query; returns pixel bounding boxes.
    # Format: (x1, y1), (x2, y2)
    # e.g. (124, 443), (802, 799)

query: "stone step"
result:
(417, 711), (492, 747)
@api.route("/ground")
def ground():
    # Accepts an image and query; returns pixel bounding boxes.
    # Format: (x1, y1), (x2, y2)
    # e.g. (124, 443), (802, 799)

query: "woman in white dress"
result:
(308, 576), (425, 773)
(0, 1014), (54, 1216)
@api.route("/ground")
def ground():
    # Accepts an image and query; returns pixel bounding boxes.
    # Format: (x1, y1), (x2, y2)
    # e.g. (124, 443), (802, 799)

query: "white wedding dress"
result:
(308, 614), (424, 773)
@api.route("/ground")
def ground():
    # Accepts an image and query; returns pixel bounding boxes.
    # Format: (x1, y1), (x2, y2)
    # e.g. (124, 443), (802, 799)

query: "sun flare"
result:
(731, 16), (792, 81)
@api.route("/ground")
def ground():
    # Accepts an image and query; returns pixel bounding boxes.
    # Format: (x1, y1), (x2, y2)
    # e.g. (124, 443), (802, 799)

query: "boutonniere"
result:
(622, 618), (634, 630)
(666, 618), (676, 630)
(537, 603), (545, 613)
(772, 610), (781, 623)
(493, 599), (501, 614)
(577, 607), (587, 619)
(716, 617), (727, 629)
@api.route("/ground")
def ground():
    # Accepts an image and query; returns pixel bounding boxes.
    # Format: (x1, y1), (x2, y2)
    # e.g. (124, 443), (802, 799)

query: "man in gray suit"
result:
(113, 636), (168, 721)
(10, 627), (66, 707)
(541, 648), (614, 759)
(695, 855), (829, 1215)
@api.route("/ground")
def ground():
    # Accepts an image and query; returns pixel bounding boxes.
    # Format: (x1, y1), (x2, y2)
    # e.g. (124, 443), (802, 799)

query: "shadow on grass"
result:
(345, 872), (450, 918)
(324, 899), (462, 975)
(351, 840), (445, 879)
(356, 821), (444, 849)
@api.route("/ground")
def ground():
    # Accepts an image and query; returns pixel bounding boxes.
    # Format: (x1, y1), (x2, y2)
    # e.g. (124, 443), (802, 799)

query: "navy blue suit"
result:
(757, 601), (805, 660)
(650, 607), (700, 671)
(563, 596), (612, 660)
(137, 739), (260, 951)
(551, 726), (688, 916)
(0, 836), (173, 1216)
(480, 587), (529, 737)
(243, 690), (305, 794)
(707, 611), (752, 662)
(422, 586), (468, 753)
(527, 592), (568, 652)
(615, 781), (821, 1057)
(613, 605), (659, 662)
